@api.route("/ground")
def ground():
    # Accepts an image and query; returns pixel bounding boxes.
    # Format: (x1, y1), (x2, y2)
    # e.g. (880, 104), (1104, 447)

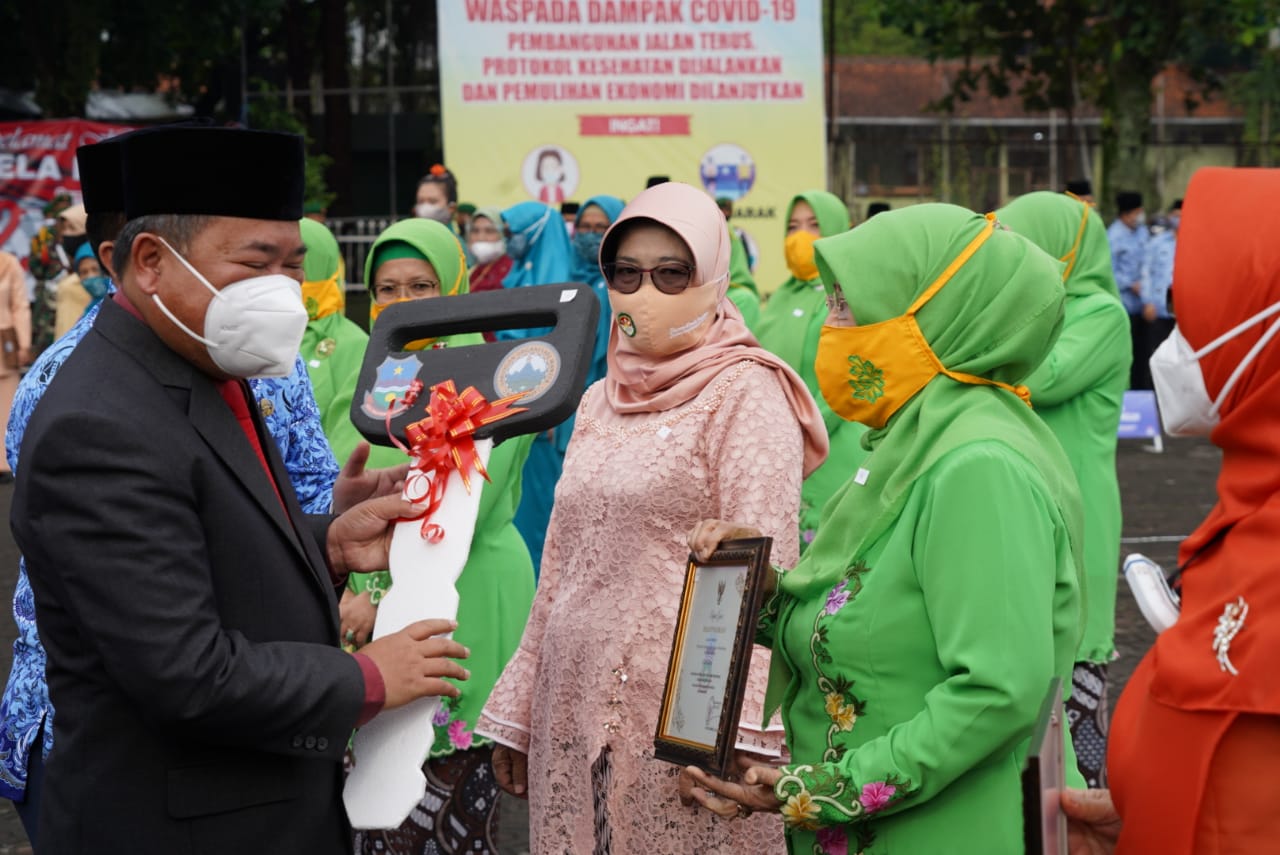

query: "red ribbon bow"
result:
(388, 380), (526, 543)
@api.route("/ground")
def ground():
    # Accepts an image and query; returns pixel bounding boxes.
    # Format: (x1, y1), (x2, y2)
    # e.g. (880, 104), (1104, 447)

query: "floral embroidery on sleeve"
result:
(362, 570), (391, 606)
(811, 560), (872, 760)
(775, 763), (912, 849)
(755, 566), (787, 647)
(428, 695), (488, 758)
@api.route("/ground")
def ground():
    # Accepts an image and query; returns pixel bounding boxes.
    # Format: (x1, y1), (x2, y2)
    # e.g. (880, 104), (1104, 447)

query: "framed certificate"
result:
(654, 537), (773, 777)
(1021, 677), (1067, 855)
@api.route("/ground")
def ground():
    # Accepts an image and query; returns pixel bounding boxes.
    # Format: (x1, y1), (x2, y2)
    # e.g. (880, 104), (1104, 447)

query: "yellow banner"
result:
(439, 0), (827, 291)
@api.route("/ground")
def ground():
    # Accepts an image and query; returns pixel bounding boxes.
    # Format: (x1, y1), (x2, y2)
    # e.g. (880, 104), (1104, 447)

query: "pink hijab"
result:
(600, 182), (829, 476)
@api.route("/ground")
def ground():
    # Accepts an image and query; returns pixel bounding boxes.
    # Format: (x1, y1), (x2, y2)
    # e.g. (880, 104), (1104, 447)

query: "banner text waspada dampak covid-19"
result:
(440, 0), (826, 292)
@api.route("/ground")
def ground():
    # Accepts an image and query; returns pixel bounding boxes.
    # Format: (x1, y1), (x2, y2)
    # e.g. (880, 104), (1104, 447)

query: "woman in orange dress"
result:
(1064, 167), (1280, 852)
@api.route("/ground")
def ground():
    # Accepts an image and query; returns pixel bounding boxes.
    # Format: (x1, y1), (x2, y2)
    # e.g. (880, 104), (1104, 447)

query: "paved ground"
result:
(0, 435), (1222, 852)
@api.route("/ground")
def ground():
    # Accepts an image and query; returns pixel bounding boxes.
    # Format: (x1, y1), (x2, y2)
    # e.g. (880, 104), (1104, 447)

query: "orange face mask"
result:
(784, 230), (820, 281)
(815, 214), (1031, 428)
(302, 268), (344, 322)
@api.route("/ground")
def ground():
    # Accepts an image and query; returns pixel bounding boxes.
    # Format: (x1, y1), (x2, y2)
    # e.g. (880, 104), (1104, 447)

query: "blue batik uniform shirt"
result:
(1107, 218), (1149, 316)
(0, 294), (339, 801)
(1141, 226), (1177, 320)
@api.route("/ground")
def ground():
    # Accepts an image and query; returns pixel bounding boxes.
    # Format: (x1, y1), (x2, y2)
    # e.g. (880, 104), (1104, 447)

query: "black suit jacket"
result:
(12, 299), (364, 854)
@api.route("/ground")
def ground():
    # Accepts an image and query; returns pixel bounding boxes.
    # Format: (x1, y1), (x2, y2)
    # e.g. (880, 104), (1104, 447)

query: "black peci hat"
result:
(1116, 191), (1143, 214)
(120, 126), (305, 221)
(76, 138), (125, 215)
(1065, 179), (1092, 197)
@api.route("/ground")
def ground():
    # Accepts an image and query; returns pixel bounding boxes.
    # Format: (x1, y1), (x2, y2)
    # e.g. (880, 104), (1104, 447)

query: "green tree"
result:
(831, 0), (922, 57)
(881, 0), (1259, 214)
(0, 0), (293, 118)
(1222, 5), (1280, 165)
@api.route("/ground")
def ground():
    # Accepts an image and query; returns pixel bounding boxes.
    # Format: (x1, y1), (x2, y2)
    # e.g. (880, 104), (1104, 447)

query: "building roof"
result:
(831, 56), (1243, 122)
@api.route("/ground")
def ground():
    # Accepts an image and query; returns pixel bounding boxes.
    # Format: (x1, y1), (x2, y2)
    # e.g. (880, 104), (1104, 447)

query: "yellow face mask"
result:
(301, 267), (344, 322)
(815, 214), (1031, 429)
(784, 230), (820, 281)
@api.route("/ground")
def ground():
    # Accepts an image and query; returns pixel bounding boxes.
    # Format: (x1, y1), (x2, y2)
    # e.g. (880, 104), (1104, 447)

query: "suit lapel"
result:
(188, 378), (313, 565)
(254, 397), (337, 599)
(94, 300), (336, 603)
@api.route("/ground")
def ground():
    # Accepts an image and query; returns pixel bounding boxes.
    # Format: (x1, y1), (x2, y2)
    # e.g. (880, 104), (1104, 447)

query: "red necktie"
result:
(217, 379), (287, 512)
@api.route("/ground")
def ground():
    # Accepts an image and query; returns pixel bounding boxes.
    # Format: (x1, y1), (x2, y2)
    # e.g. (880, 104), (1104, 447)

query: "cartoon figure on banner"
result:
(522, 145), (579, 205)
(360, 353), (424, 419)
(697, 144), (756, 201)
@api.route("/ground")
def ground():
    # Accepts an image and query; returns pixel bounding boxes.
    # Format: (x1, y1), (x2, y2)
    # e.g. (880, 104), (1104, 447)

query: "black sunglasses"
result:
(603, 261), (696, 295)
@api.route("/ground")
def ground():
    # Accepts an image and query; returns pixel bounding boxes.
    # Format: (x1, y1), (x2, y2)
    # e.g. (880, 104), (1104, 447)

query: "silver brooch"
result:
(1212, 597), (1248, 676)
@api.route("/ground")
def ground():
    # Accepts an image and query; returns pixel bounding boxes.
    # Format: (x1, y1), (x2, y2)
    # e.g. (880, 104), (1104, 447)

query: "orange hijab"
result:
(1151, 167), (1280, 713)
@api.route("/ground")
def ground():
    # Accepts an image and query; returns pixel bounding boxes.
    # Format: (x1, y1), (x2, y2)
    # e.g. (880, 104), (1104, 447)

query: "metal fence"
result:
(325, 216), (397, 290)
(829, 117), (1251, 217)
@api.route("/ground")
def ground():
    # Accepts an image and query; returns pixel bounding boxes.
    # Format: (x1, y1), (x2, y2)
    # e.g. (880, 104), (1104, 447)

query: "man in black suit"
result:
(11, 125), (469, 853)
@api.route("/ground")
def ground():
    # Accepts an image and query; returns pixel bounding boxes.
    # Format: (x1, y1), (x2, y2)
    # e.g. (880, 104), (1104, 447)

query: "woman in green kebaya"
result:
(296, 218), (370, 462)
(682, 204), (1084, 854)
(997, 191), (1132, 788)
(756, 190), (867, 549)
(340, 217), (535, 854)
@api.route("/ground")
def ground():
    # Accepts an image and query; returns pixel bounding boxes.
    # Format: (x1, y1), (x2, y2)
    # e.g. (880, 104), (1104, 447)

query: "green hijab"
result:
(301, 217), (341, 282)
(781, 204), (1082, 601)
(996, 191), (1122, 300)
(727, 228), (758, 295)
(469, 207), (505, 241)
(789, 190), (851, 240)
(365, 218), (482, 347)
(366, 218), (471, 297)
(770, 190), (852, 290)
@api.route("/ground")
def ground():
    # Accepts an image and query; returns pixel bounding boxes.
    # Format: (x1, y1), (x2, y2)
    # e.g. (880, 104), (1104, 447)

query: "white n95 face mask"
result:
(152, 236), (308, 378)
(415, 202), (453, 225)
(1150, 300), (1280, 436)
(469, 240), (506, 265)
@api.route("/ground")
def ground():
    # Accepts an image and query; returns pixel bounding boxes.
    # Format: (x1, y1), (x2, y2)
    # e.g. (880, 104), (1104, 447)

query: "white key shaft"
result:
(343, 438), (491, 829)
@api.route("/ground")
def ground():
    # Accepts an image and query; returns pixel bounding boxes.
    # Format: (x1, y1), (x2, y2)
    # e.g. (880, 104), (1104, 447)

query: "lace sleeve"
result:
(474, 510), (564, 753)
(707, 362), (804, 753)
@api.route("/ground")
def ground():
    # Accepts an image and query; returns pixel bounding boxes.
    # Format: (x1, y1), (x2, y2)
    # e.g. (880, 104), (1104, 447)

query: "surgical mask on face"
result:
(507, 209), (550, 263)
(1149, 301), (1280, 436)
(415, 202), (453, 225)
(151, 236), (308, 378)
(81, 275), (111, 301)
(573, 231), (603, 266)
(470, 240), (506, 265)
(607, 271), (725, 357)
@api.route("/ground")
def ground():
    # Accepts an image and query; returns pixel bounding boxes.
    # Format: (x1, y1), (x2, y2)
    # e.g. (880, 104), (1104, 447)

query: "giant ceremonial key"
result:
(343, 283), (598, 830)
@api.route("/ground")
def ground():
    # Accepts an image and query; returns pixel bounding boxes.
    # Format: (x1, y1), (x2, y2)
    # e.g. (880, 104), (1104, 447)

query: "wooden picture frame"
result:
(1022, 677), (1067, 855)
(654, 537), (773, 777)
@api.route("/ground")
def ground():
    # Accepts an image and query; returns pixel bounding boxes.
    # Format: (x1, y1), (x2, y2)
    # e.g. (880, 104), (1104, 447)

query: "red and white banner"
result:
(0, 120), (133, 267)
